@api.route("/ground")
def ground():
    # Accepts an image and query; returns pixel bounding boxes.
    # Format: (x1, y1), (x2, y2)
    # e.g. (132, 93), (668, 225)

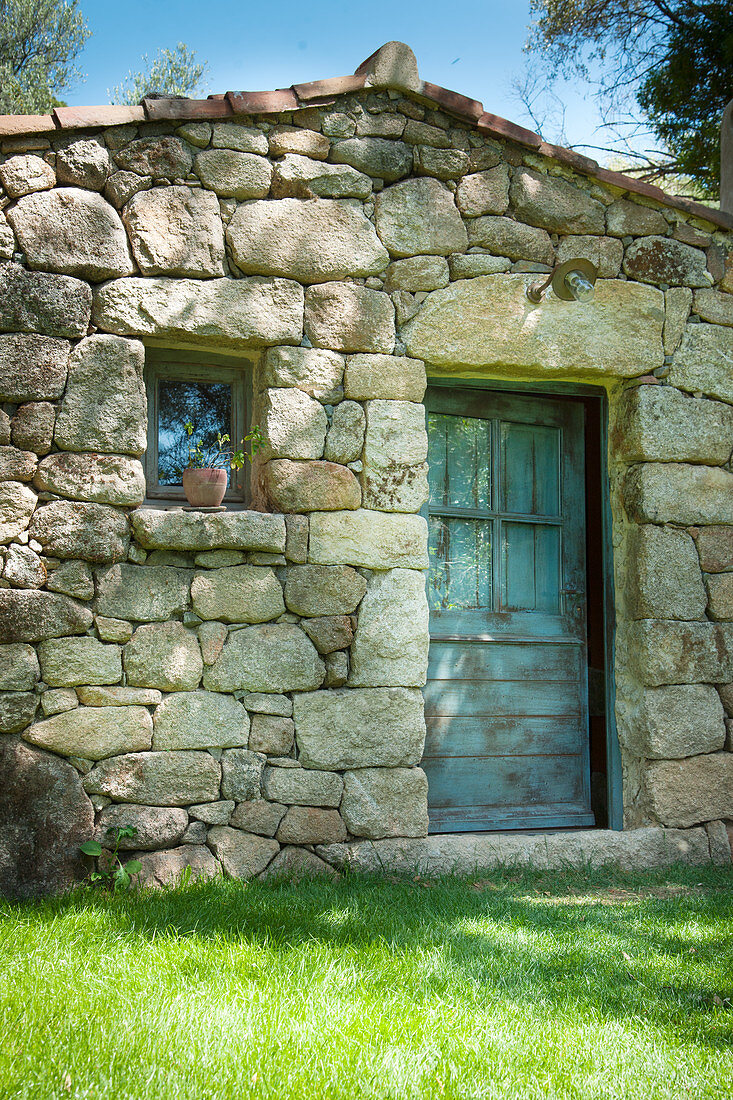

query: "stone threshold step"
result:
(317, 824), (731, 874)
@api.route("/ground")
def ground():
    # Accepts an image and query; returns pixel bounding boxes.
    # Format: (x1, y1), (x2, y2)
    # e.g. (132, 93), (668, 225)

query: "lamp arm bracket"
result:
(526, 257), (598, 303)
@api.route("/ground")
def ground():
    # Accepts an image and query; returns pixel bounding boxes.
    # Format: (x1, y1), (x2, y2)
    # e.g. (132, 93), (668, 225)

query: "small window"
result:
(144, 348), (253, 503)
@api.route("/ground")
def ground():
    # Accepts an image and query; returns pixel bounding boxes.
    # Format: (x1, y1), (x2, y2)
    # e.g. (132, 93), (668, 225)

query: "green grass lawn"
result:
(1, 864), (732, 1100)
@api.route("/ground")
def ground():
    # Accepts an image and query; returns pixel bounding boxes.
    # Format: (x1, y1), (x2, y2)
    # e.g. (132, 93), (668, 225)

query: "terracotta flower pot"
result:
(182, 467), (228, 508)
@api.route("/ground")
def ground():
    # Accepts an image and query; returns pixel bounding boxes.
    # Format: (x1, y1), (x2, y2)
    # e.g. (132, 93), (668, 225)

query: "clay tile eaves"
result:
(478, 112), (542, 149)
(0, 113), (55, 137)
(53, 105), (145, 129)
(226, 89), (298, 114)
(143, 97), (232, 121)
(293, 75), (367, 101)
(0, 40), (730, 231)
(419, 81), (483, 125)
(537, 140), (599, 175)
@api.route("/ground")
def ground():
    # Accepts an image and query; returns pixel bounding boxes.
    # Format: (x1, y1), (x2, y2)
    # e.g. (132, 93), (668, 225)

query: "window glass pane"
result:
(428, 516), (492, 610)
(501, 522), (560, 612)
(427, 413), (491, 510)
(500, 422), (560, 516)
(157, 379), (232, 486)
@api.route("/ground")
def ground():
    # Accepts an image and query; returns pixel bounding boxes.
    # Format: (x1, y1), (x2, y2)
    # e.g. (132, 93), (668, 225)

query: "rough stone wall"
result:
(612, 382), (733, 834)
(1, 84), (732, 893)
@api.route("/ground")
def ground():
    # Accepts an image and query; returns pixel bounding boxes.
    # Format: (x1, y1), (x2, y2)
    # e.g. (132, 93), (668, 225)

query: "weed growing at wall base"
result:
(79, 826), (141, 890)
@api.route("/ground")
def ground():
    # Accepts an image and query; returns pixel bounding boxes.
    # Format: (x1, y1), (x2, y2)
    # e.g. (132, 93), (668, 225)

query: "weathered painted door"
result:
(423, 387), (594, 832)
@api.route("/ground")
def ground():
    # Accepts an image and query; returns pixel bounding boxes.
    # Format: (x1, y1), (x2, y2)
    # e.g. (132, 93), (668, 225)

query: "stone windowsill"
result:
(140, 499), (251, 512)
(130, 506), (287, 554)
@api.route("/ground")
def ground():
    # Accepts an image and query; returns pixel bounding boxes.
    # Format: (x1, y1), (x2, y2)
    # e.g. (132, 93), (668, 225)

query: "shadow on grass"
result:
(3, 863), (733, 1049)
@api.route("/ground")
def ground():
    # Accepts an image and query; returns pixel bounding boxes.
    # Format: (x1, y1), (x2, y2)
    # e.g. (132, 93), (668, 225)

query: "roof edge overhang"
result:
(1, 40), (730, 232)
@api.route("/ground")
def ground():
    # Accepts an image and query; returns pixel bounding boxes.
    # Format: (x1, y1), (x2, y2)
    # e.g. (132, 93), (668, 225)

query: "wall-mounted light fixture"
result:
(526, 258), (598, 304)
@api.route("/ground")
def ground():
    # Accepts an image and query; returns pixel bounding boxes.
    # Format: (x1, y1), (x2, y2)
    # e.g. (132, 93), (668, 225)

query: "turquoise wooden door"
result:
(424, 388), (594, 832)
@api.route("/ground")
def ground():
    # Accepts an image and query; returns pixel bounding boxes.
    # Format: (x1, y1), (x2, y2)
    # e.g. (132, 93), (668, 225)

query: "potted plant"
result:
(181, 422), (265, 508)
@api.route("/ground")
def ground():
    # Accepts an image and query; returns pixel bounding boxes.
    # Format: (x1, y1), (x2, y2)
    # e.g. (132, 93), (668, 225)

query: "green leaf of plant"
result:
(113, 868), (131, 891)
(125, 860), (142, 874)
(79, 841), (102, 857)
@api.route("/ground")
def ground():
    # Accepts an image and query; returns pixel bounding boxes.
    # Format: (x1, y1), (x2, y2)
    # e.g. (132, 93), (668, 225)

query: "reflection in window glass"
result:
(428, 516), (492, 610)
(427, 413), (491, 510)
(157, 380), (232, 486)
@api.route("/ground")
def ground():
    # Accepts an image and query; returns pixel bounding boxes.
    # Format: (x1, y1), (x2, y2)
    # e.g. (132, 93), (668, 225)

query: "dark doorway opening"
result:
(579, 392), (610, 828)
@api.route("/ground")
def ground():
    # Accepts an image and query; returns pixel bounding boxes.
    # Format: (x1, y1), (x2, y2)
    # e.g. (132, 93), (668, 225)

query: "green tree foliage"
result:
(636, 6), (733, 198)
(0, 0), (90, 114)
(526, 0), (733, 199)
(109, 42), (208, 106)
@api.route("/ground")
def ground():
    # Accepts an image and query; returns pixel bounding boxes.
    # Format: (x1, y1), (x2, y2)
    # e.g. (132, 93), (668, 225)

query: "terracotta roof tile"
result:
(593, 166), (667, 199)
(293, 97), (337, 109)
(477, 112), (542, 149)
(0, 114), (55, 137)
(292, 75), (367, 101)
(226, 89), (298, 114)
(53, 105), (145, 129)
(0, 42), (729, 230)
(668, 195), (731, 229)
(143, 96), (232, 120)
(591, 167), (733, 230)
(536, 141), (599, 175)
(419, 81), (483, 124)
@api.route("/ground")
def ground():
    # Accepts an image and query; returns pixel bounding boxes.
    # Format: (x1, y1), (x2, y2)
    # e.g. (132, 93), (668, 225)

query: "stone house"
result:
(1, 42), (732, 896)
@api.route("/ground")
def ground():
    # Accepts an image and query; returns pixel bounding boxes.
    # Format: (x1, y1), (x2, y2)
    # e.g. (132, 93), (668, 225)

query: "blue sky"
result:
(71, 0), (607, 154)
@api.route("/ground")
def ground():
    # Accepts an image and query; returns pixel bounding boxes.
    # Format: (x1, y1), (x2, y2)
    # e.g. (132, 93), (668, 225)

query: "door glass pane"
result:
(502, 522), (560, 612)
(428, 516), (492, 610)
(500, 422), (560, 516)
(427, 413), (491, 510)
(157, 379), (232, 486)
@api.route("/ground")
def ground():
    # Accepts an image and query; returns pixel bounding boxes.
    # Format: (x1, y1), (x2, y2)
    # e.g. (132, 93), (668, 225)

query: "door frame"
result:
(423, 377), (623, 832)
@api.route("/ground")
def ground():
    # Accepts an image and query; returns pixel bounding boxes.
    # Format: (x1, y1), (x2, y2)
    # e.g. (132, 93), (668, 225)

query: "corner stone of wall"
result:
(1, 90), (732, 893)
(611, 377), (733, 841)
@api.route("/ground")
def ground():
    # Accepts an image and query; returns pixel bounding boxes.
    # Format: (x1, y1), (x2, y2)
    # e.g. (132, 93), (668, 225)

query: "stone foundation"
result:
(1, 42), (732, 895)
(320, 823), (731, 875)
